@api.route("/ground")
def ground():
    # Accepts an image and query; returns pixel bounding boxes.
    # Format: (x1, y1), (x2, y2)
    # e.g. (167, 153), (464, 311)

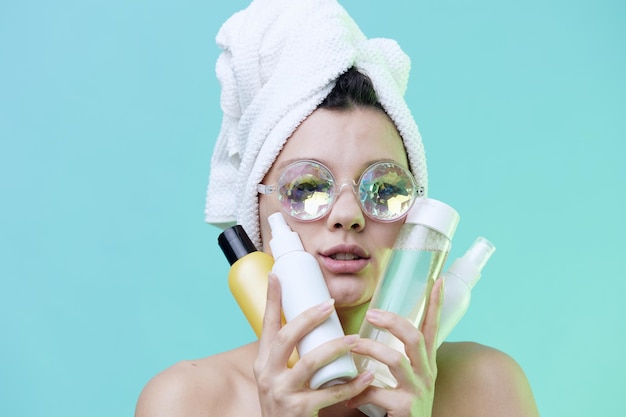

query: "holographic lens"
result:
(257, 160), (423, 222)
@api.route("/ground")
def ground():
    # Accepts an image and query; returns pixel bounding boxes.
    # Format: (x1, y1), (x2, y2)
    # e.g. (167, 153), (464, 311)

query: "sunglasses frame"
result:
(258, 160), (424, 222)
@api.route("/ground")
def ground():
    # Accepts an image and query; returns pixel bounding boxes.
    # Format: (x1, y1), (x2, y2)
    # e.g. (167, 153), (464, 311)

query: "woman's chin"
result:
(327, 281), (374, 308)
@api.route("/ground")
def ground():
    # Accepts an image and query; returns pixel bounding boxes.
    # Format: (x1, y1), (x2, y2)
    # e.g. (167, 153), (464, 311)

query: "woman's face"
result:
(259, 107), (410, 309)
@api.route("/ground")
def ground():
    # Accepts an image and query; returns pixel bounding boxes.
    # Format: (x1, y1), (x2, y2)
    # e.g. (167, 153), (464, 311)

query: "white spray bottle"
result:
(268, 212), (358, 389)
(437, 236), (496, 346)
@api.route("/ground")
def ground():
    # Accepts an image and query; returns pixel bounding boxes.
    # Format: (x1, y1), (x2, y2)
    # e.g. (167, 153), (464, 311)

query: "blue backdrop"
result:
(1, 1), (624, 416)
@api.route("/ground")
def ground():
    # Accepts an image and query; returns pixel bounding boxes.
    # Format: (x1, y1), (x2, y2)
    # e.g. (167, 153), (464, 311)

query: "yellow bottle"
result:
(218, 225), (298, 366)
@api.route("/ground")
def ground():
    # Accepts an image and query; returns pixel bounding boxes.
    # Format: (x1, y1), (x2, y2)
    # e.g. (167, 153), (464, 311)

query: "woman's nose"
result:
(325, 181), (365, 231)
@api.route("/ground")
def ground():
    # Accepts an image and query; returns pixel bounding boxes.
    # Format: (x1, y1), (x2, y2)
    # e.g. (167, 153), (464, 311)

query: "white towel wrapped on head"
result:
(205, 0), (428, 250)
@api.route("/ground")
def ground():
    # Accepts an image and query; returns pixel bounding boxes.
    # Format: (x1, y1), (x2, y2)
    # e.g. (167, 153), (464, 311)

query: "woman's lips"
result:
(319, 256), (369, 274)
(318, 245), (370, 274)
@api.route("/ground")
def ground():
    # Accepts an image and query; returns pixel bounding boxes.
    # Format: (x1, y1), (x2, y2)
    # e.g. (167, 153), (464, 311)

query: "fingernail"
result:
(360, 370), (374, 383)
(268, 273), (277, 285)
(343, 334), (360, 345)
(318, 298), (335, 313)
(439, 277), (445, 300)
(366, 309), (383, 320)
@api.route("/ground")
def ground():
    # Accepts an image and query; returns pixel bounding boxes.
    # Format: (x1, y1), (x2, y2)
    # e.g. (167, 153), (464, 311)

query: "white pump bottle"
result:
(437, 236), (496, 346)
(268, 212), (358, 389)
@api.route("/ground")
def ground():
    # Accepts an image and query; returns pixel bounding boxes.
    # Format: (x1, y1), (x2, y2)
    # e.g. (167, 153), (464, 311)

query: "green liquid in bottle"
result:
(357, 248), (447, 388)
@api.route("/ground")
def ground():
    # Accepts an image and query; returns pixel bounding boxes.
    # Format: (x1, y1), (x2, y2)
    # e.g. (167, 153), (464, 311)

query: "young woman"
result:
(136, 2), (539, 416)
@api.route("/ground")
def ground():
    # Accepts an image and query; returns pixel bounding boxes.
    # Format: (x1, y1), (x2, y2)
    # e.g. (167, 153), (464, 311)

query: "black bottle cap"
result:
(218, 225), (258, 265)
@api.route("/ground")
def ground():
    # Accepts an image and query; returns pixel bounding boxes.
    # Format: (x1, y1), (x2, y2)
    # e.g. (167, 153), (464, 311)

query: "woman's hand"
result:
(347, 278), (445, 417)
(254, 273), (375, 417)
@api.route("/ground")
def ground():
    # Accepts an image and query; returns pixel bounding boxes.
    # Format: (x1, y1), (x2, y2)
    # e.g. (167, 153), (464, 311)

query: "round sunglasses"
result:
(257, 160), (423, 222)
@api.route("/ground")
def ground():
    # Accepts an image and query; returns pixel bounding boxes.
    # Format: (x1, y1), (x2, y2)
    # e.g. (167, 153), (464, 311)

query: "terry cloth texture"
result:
(205, 0), (428, 250)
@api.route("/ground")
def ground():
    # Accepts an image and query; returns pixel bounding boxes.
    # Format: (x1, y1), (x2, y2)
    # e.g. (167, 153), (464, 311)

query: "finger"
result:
(353, 308), (434, 389)
(257, 273), (283, 365)
(351, 329), (419, 389)
(289, 334), (360, 388)
(279, 298), (338, 343)
(265, 298), (337, 373)
(311, 370), (375, 410)
(402, 329), (430, 388)
(359, 308), (426, 373)
(362, 308), (419, 347)
(421, 277), (444, 357)
(346, 383), (397, 412)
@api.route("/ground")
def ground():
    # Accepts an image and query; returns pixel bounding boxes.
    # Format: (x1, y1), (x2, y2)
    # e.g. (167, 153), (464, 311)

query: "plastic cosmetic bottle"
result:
(218, 225), (300, 368)
(437, 236), (496, 347)
(268, 212), (358, 389)
(357, 198), (459, 417)
(218, 225), (274, 339)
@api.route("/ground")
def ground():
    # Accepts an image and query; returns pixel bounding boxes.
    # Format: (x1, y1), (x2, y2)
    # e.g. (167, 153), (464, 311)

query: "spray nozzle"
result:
(268, 212), (291, 235)
(268, 212), (305, 258)
(463, 237), (496, 271)
(446, 236), (496, 288)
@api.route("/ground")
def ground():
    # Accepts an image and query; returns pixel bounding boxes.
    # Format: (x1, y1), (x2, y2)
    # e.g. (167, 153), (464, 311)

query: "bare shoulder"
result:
(434, 342), (540, 417)
(134, 342), (260, 417)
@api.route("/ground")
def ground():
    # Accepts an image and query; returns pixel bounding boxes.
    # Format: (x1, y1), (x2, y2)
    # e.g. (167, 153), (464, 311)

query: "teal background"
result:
(1, 0), (624, 416)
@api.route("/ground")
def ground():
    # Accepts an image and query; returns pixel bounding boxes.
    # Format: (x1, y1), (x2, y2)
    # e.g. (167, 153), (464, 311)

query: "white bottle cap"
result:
(268, 212), (304, 258)
(405, 197), (460, 240)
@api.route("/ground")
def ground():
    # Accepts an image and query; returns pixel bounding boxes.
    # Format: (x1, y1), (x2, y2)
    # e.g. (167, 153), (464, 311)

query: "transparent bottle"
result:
(357, 198), (459, 417)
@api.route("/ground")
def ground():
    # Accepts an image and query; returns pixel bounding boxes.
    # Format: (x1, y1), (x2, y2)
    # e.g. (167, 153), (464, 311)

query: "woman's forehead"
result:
(274, 107), (408, 167)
